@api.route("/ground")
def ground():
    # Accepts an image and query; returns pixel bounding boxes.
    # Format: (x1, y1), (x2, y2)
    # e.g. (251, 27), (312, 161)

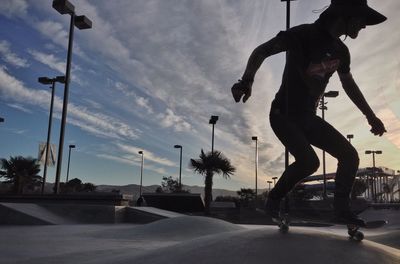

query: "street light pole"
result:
(365, 150), (382, 202)
(267, 181), (273, 193)
(66, 144), (75, 182)
(272, 177), (278, 186)
(319, 90), (339, 199)
(174, 145), (183, 189)
(252, 136), (258, 199)
(38, 76), (65, 194)
(52, 0), (92, 194)
(347, 134), (354, 143)
(209, 115), (219, 154)
(138, 151), (144, 197)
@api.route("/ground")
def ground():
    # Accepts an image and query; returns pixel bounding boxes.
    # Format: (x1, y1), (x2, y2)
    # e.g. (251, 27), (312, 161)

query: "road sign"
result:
(38, 143), (57, 166)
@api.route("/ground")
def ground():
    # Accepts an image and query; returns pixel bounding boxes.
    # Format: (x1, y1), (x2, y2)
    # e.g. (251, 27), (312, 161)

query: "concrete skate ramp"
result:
(92, 216), (244, 240)
(0, 203), (73, 225)
(1, 217), (398, 264)
(134, 226), (399, 264)
(368, 230), (400, 249)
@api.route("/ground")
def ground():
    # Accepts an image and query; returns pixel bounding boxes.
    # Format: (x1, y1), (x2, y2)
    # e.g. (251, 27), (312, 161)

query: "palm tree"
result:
(0, 156), (42, 194)
(190, 149), (235, 215)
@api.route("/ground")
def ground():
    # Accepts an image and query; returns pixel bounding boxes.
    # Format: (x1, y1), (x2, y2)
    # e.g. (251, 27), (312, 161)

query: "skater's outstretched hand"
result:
(367, 115), (386, 136)
(231, 79), (253, 103)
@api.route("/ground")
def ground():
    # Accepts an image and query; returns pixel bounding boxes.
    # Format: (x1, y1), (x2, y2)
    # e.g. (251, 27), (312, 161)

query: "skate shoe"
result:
(333, 209), (366, 227)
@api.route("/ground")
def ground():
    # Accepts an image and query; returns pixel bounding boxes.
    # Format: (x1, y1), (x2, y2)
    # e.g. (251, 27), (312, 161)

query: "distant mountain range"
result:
(42, 182), (267, 199)
(96, 184), (242, 199)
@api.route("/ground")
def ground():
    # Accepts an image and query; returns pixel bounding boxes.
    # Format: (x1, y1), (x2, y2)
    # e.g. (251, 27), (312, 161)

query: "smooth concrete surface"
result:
(126, 206), (185, 223)
(0, 203), (184, 225)
(0, 216), (399, 264)
(0, 203), (75, 225)
(0, 203), (126, 224)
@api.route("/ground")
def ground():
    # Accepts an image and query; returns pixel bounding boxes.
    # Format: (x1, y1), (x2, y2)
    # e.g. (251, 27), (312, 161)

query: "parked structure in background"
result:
(300, 167), (400, 203)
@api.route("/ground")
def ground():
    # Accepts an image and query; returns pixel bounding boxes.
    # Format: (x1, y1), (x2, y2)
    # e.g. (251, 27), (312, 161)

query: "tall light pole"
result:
(174, 145), (183, 189)
(319, 90), (339, 198)
(209, 115), (219, 154)
(138, 151), (144, 197)
(267, 181), (273, 193)
(252, 136), (258, 199)
(365, 150), (382, 202)
(347, 134), (354, 143)
(65, 144), (75, 182)
(52, 0), (92, 194)
(272, 177), (278, 186)
(282, 0), (297, 170)
(38, 76), (65, 194)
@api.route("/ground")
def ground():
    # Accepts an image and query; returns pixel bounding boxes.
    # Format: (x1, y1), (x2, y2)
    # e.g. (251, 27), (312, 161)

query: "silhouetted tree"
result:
(155, 186), (164, 193)
(237, 188), (256, 207)
(59, 178), (96, 193)
(161, 176), (190, 193)
(190, 149), (235, 215)
(0, 156), (41, 194)
(82, 182), (97, 192)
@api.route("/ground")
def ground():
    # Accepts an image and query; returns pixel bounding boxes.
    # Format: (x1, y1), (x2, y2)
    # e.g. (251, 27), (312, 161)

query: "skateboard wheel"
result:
(349, 230), (364, 241)
(279, 223), (289, 233)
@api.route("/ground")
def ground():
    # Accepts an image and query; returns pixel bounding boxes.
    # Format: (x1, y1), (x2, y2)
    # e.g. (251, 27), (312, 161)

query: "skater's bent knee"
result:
(342, 147), (359, 167)
(299, 155), (320, 175)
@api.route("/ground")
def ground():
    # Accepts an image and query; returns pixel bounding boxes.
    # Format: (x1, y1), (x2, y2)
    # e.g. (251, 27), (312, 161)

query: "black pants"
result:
(268, 109), (359, 203)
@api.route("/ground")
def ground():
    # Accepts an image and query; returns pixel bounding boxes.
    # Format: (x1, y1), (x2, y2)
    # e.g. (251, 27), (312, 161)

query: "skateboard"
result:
(274, 213), (387, 241)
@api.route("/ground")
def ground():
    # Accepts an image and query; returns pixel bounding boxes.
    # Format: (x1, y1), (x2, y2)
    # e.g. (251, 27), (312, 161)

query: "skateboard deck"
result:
(274, 213), (387, 241)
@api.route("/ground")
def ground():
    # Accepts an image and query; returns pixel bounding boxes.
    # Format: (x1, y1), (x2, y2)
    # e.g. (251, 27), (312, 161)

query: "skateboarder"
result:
(232, 0), (387, 225)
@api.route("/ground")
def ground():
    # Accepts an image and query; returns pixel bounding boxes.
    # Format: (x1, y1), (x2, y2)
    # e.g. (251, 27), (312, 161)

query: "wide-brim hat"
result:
(327, 0), (386, 25)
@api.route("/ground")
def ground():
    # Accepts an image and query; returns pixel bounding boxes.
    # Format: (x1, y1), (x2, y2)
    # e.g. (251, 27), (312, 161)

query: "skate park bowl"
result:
(0, 215), (399, 264)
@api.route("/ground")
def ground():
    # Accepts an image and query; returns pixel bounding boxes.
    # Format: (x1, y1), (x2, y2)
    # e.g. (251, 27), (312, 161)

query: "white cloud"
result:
(28, 49), (65, 73)
(97, 148), (170, 176)
(110, 79), (154, 114)
(0, 40), (29, 68)
(378, 108), (400, 149)
(0, 0), (28, 18)
(6, 103), (32, 113)
(96, 153), (138, 166)
(34, 20), (85, 57)
(0, 67), (140, 141)
(157, 108), (192, 132)
(116, 143), (176, 167)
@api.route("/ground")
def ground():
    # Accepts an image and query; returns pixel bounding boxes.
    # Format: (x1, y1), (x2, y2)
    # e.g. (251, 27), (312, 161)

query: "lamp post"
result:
(347, 134), (354, 143)
(52, 0), (92, 194)
(252, 136), (258, 199)
(138, 151), (144, 197)
(272, 177), (278, 186)
(174, 145), (183, 189)
(209, 115), (219, 154)
(267, 181), (273, 193)
(319, 90), (339, 198)
(65, 144), (75, 182)
(38, 76), (66, 194)
(365, 150), (382, 202)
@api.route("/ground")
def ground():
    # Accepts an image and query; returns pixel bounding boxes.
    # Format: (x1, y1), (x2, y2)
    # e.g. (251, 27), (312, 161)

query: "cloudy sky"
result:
(0, 0), (399, 191)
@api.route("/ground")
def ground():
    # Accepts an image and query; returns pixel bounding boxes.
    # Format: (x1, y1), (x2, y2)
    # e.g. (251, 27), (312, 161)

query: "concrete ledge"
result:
(0, 193), (129, 206)
(0, 202), (185, 225)
(126, 206), (184, 224)
(0, 203), (73, 225)
(142, 193), (204, 213)
(40, 203), (125, 224)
